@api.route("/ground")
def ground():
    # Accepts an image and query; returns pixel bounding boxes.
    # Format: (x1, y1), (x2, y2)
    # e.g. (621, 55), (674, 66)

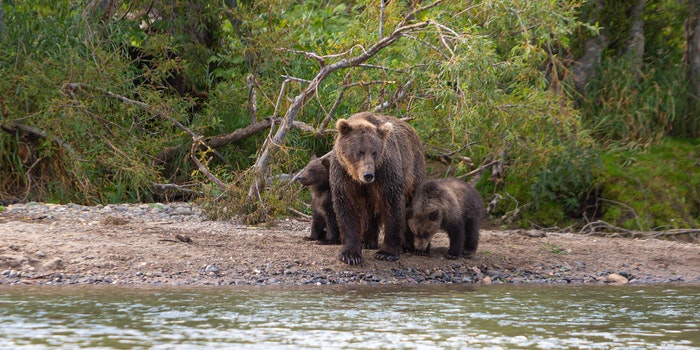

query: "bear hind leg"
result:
(445, 222), (466, 260)
(463, 218), (480, 258)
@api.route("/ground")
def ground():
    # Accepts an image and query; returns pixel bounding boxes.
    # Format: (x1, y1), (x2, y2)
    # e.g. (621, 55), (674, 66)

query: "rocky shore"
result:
(1, 202), (699, 286)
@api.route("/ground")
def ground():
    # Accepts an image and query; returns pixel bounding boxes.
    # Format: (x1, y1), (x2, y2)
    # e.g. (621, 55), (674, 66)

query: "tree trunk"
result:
(570, 0), (608, 95)
(685, 0), (700, 136)
(0, 0), (6, 39)
(687, 0), (700, 99)
(623, 0), (646, 80)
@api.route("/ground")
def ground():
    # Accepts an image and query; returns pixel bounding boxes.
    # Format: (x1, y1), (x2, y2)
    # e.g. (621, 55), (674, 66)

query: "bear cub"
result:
(407, 177), (484, 259)
(297, 155), (340, 244)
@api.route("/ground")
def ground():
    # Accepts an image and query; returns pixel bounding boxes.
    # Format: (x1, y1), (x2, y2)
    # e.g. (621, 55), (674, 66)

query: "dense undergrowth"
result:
(0, 0), (698, 231)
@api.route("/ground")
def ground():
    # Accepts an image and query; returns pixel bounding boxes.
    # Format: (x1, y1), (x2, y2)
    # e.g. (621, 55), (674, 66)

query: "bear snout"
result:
(362, 172), (375, 183)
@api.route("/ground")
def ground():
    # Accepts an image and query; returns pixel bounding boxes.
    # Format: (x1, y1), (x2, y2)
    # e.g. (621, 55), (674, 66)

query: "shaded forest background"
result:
(0, 0), (698, 233)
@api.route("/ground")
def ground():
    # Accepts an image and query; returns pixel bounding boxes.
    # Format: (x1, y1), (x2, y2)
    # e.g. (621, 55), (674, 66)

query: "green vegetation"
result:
(0, 0), (698, 231)
(596, 139), (700, 230)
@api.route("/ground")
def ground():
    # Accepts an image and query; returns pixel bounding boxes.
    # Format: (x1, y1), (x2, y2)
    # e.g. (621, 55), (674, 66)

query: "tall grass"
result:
(580, 56), (686, 146)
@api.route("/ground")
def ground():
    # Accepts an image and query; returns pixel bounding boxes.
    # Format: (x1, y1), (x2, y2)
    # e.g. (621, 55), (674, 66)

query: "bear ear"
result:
(321, 157), (330, 168)
(377, 122), (393, 139)
(336, 119), (352, 136)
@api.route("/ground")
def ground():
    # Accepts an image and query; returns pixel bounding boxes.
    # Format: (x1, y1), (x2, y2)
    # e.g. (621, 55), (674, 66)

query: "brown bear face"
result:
(408, 206), (442, 251)
(336, 118), (393, 184)
(297, 156), (330, 187)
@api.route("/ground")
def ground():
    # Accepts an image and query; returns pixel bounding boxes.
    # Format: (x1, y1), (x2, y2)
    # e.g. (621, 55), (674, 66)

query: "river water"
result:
(0, 284), (698, 349)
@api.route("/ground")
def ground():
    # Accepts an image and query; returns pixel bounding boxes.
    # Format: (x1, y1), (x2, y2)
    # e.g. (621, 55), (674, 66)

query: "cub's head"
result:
(335, 118), (393, 184)
(297, 156), (330, 187)
(407, 201), (443, 252)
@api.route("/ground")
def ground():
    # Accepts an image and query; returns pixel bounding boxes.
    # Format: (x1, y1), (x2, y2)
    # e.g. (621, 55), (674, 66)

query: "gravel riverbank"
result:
(1, 202), (699, 286)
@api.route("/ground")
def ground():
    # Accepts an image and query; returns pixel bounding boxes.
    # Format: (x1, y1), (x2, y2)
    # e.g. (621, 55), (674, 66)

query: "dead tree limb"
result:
(1, 122), (85, 161)
(190, 136), (227, 191)
(246, 74), (258, 123)
(248, 20), (434, 199)
(457, 159), (501, 180)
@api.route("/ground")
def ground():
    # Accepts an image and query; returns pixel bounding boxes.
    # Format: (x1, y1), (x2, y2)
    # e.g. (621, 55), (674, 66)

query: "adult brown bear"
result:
(407, 177), (484, 259)
(296, 155), (340, 244)
(329, 112), (425, 265)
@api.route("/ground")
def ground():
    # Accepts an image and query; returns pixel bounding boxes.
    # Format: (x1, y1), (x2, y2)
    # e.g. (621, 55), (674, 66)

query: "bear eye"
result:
(359, 151), (365, 156)
(428, 210), (439, 221)
(371, 151), (377, 157)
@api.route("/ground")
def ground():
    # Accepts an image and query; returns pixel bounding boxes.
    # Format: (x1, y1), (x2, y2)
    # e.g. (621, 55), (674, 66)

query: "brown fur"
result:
(330, 112), (425, 265)
(297, 156), (340, 244)
(407, 178), (484, 259)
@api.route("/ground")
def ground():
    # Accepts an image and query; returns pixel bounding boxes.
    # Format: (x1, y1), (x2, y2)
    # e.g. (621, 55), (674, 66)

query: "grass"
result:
(596, 138), (700, 230)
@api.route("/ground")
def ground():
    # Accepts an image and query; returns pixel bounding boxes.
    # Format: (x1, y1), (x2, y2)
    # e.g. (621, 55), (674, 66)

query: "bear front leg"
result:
(305, 212), (327, 241)
(333, 193), (363, 265)
(374, 194), (404, 261)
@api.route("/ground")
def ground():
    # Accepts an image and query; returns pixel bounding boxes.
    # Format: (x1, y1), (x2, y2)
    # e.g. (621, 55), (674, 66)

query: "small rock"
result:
(606, 273), (629, 284)
(43, 258), (64, 271)
(482, 276), (492, 284)
(205, 265), (219, 273)
(429, 271), (444, 279)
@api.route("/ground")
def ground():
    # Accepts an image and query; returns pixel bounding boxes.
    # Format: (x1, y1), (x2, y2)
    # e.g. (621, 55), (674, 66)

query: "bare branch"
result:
(380, 0), (386, 39)
(457, 159), (501, 180)
(318, 72), (351, 134)
(281, 75), (313, 85)
(1, 122), (84, 161)
(374, 79), (414, 112)
(433, 21), (455, 58)
(403, 34), (450, 60)
(246, 74), (258, 122)
(190, 136), (227, 191)
(152, 183), (203, 197)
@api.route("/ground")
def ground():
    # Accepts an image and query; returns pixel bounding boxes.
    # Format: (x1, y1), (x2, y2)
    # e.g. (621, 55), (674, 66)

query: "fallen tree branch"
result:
(457, 159), (502, 180)
(578, 220), (699, 242)
(151, 183), (203, 197)
(1, 122), (85, 161)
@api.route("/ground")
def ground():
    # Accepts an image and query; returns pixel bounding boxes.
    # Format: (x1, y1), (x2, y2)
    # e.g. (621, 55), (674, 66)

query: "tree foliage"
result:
(0, 0), (697, 230)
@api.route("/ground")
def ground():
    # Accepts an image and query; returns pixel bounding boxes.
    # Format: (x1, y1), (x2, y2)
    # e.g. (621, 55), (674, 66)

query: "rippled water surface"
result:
(0, 284), (698, 349)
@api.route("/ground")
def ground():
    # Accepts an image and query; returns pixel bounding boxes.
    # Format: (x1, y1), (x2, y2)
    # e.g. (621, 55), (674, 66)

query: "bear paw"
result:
(444, 253), (460, 260)
(374, 251), (399, 262)
(414, 249), (430, 256)
(339, 252), (362, 265)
